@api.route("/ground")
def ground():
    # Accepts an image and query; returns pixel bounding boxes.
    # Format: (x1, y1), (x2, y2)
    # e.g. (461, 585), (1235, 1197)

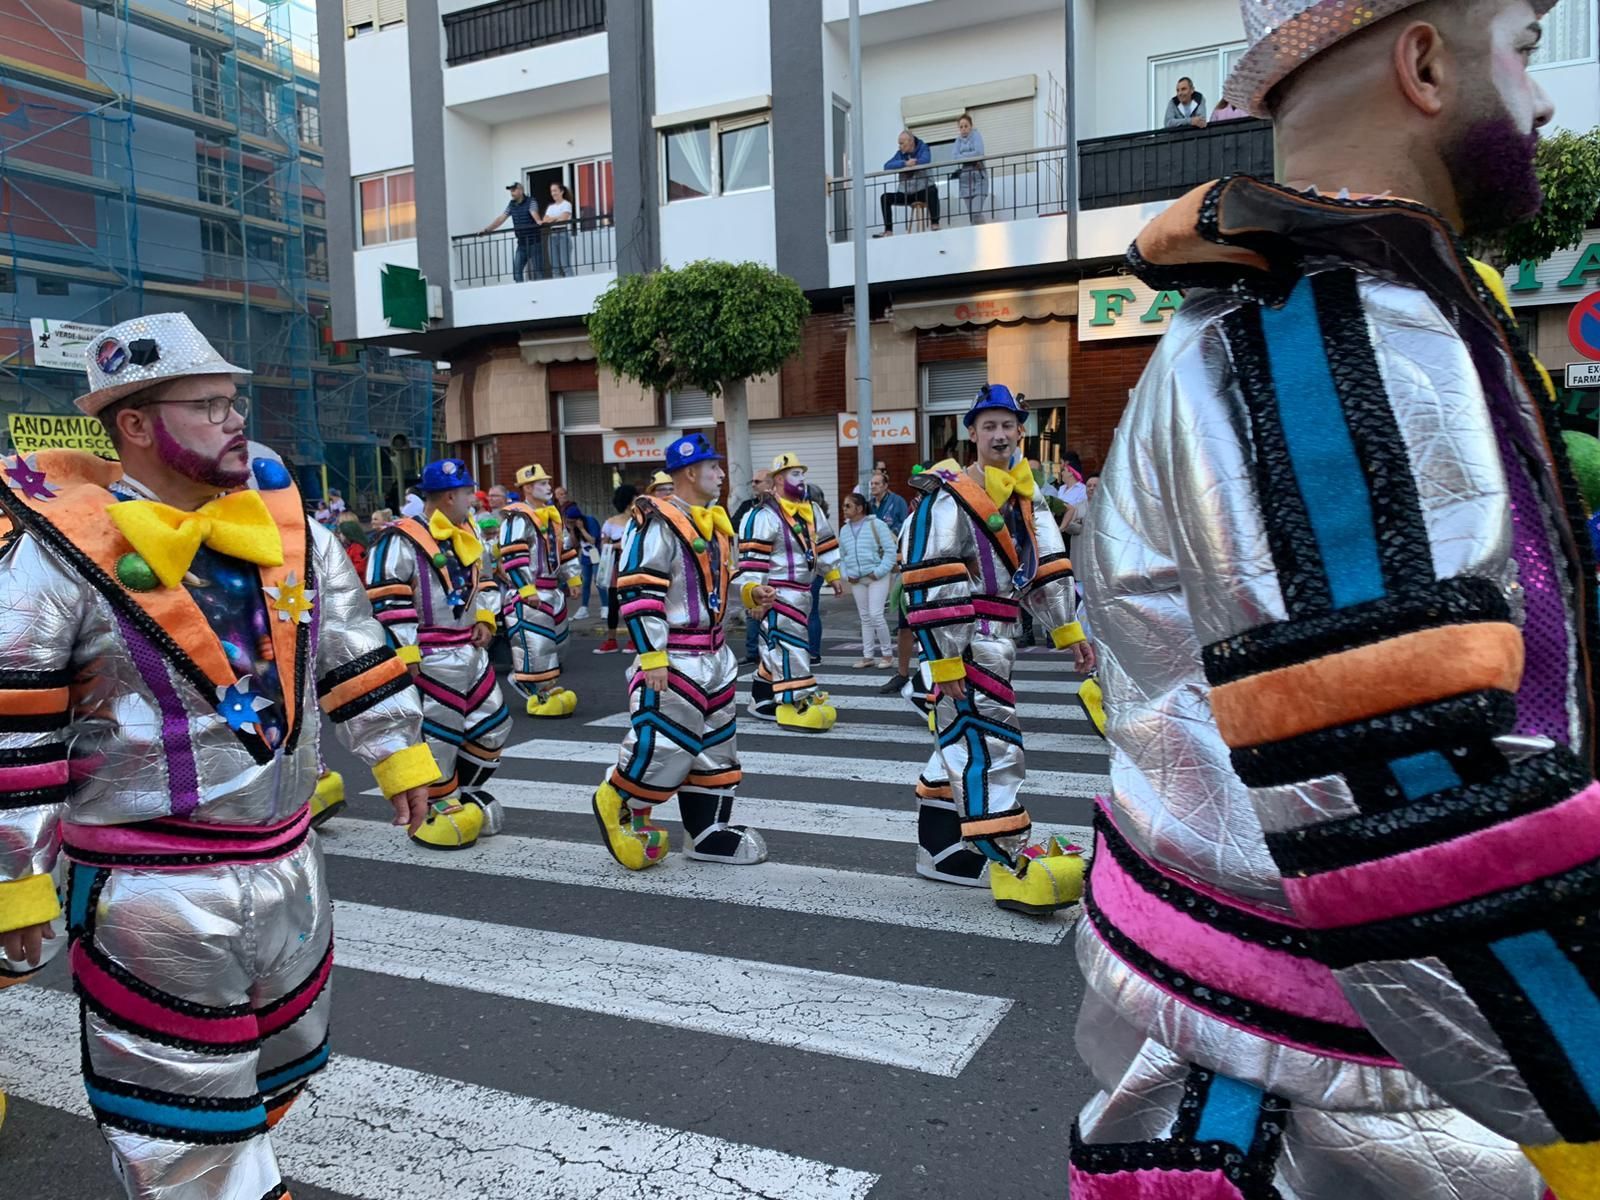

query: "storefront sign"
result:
(29, 318), (107, 372)
(1567, 362), (1600, 389)
(837, 410), (916, 448)
(603, 430), (681, 464)
(1077, 279), (1184, 342)
(1503, 231), (1600, 310)
(7, 412), (119, 458)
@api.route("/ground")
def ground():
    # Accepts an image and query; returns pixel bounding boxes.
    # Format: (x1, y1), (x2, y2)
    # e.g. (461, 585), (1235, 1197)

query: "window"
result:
(242, 165), (281, 220)
(36, 278), (70, 297)
(302, 193), (326, 221)
(357, 168), (415, 246)
(295, 92), (321, 145)
(306, 231), (329, 282)
(238, 73), (278, 138)
(912, 97), (1036, 162)
(1533, 0), (1596, 66)
(201, 218), (242, 276)
(666, 387), (713, 425)
(346, 0), (405, 37)
(198, 159), (231, 208)
(191, 47), (225, 120)
(1149, 43), (1246, 129)
(571, 156), (614, 225)
(0, 269), (14, 294)
(922, 360), (989, 465)
(560, 391), (603, 432)
(660, 113), (771, 203)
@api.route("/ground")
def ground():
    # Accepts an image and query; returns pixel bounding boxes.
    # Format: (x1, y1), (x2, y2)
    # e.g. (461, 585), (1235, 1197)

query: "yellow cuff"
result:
(638, 650), (669, 671)
(741, 581), (762, 610)
(0, 873), (62, 933)
(474, 609), (498, 631)
(1051, 621), (1086, 649)
(824, 568), (842, 584)
(518, 583), (539, 600)
(1524, 1141), (1600, 1199)
(394, 644), (423, 665)
(927, 656), (967, 683)
(371, 743), (442, 799)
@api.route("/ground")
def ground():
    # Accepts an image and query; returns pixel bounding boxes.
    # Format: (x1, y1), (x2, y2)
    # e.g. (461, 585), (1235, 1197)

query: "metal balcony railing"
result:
(825, 145), (1071, 242)
(451, 218), (616, 288)
(1077, 118), (1274, 210)
(443, 0), (605, 67)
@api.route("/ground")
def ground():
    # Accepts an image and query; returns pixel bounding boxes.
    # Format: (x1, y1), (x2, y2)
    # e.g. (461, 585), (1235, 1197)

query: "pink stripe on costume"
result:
(0, 758), (69, 792)
(415, 669), (496, 713)
(376, 608), (419, 624)
(256, 949), (334, 1036)
(1089, 832), (1364, 1029)
(736, 560), (768, 572)
(771, 602), (807, 625)
(621, 599), (667, 617)
(500, 555), (531, 571)
(71, 942), (259, 1046)
(908, 604), (974, 626)
(964, 665), (1015, 705)
(667, 629), (725, 651)
(1068, 1166), (1248, 1199)
(418, 629), (474, 646)
(63, 806), (310, 864)
(971, 598), (1020, 620)
(1284, 780), (1600, 930)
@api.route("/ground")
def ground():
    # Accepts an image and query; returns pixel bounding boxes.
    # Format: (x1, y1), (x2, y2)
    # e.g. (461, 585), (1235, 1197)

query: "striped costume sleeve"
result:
(616, 518), (674, 668)
(902, 489), (974, 681)
(0, 535), (79, 933)
(811, 507), (842, 584)
(364, 530), (422, 665)
(733, 506), (775, 608)
(497, 510), (535, 597)
(1024, 500), (1084, 648)
(560, 525), (583, 590)
(1173, 269), (1600, 1173)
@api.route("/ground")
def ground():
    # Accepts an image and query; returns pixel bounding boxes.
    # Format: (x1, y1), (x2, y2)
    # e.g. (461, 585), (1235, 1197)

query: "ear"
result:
(1392, 19), (1449, 116)
(115, 405), (157, 450)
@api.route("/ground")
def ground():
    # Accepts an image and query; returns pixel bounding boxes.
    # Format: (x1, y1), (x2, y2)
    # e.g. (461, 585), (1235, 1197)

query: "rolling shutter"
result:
(922, 360), (988, 414)
(750, 417), (840, 522)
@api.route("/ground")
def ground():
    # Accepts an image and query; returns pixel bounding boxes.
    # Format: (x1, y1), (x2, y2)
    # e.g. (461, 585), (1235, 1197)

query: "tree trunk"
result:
(722, 376), (752, 509)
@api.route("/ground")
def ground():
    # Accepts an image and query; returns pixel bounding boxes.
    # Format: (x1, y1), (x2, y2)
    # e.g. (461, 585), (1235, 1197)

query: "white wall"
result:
(451, 272), (616, 328)
(444, 110), (494, 239)
(353, 241), (419, 340)
(653, 0), (771, 115)
(441, 33), (609, 112)
(1081, 0), (1243, 138)
(346, 27), (414, 176)
(490, 103), (613, 194)
(827, 213), (1069, 287)
(1078, 201), (1172, 262)
(1537, 60), (1600, 134)
(661, 190), (778, 268)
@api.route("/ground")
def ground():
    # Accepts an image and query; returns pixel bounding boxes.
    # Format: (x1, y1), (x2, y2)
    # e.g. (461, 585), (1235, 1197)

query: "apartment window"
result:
(238, 73), (278, 138)
(911, 97), (1036, 161)
(306, 230), (330, 282)
(198, 160), (231, 208)
(1533, 0), (1596, 66)
(247, 229), (287, 271)
(302, 193), (326, 221)
(36, 278), (70, 297)
(0, 269), (14, 294)
(660, 113), (771, 203)
(572, 156), (615, 225)
(1149, 43), (1246, 129)
(665, 387), (713, 425)
(346, 0), (405, 37)
(242, 165), (281, 220)
(191, 47), (225, 120)
(921, 360), (988, 463)
(356, 168), (415, 246)
(559, 391), (604, 432)
(295, 92), (321, 145)
(201, 218), (242, 275)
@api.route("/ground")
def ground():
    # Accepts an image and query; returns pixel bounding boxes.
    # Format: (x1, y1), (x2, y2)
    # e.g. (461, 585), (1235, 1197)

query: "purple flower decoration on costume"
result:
(217, 674), (272, 735)
(5, 454), (56, 502)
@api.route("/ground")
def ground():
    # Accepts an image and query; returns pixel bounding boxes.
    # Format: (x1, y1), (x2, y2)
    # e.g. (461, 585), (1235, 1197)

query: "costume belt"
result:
(62, 805), (312, 871)
(666, 628), (726, 653)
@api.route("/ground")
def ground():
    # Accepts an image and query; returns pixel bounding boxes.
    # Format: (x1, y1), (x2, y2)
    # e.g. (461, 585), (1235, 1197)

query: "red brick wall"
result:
(1067, 330), (1160, 473)
(549, 360), (599, 391)
(782, 312), (850, 417)
(483, 432), (558, 489)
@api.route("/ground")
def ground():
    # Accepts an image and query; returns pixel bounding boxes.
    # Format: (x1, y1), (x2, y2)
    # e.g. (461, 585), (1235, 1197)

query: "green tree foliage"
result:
(587, 260), (810, 395)
(1480, 127), (1600, 267)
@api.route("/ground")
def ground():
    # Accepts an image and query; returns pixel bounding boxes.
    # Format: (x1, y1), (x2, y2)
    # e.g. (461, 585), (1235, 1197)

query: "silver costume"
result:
(497, 501), (581, 713)
(0, 450), (435, 1200)
(1072, 176), (1594, 1196)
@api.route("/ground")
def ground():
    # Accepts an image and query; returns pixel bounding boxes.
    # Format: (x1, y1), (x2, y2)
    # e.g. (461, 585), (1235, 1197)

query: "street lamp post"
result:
(850, 0), (873, 498)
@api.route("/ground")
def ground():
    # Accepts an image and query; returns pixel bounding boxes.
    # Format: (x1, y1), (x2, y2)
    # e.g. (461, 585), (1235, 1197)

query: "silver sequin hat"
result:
(75, 312), (250, 416)
(1224, 0), (1559, 117)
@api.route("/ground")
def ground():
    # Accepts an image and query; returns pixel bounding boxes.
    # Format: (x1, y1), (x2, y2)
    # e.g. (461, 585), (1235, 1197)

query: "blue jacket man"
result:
(879, 132), (939, 235)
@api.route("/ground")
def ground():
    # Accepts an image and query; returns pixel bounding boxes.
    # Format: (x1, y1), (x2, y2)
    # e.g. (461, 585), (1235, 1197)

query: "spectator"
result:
(876, 130), (940, 237)
(594, 484), (638, 655)
(544, 182), (575, 278)
(400, 487), (425, 519)
(839, 492), (896, 669)
(487, 484), (509, 512)
(328, 488), (346, 516)
(952, 113), (989, 225)
(647, 471), (674, 498)
(369, 507), (394, 531)
(561, 493), (599, 618)
(336, 517), (368, 576)
(1209, 98), (1251, 123)
(806, 484), (830, 661)
(1163, 77), (1207, 130)
(479, 181), (545, 283)
(868, 469), (909, 533)
(733, 469), (774, 664)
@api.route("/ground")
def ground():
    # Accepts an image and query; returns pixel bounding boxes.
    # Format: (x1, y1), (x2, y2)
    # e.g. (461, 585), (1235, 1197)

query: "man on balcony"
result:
(478, 181), (545, 283)
(876, 131), (940, 236)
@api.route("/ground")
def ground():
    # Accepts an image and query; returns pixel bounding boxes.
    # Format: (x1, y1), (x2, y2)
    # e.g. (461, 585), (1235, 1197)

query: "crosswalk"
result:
(1, 638), (1107, 1198)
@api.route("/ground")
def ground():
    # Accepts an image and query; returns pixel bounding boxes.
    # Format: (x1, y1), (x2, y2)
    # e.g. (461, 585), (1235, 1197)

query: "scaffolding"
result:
(0, 0), (436, 511)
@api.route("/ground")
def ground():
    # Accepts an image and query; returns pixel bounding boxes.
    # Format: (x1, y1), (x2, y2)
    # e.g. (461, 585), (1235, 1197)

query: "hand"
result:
(1073, 641), (1097, 674)
(748, 584), (776, 613)
(1, 921), (55, 967)
(643, 666), (669, 692)
(470, 622), (495, 648)
(407, 662), (421, 678)
(939, 676), (967, 702)
(569, 585), (583, 596)
(831, 580), (845, 596)
(1190, 116), (1207, 128)
(389, 785), (431, 835)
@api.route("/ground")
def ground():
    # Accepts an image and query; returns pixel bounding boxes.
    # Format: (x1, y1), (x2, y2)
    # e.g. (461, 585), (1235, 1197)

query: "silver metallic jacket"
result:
(733, 496), (842, 592)
(1079, 177), (1600, 1149)
(618, 495), (734, 649)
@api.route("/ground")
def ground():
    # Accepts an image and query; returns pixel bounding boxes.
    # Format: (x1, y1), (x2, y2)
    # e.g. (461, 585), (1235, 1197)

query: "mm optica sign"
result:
(1569, 291), (1600, 360)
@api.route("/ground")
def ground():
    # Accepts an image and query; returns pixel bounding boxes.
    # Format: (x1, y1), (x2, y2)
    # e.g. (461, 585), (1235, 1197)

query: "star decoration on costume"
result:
(216, 675), (273, 735)
(264, 571), (315, 624)
(4, 454), (56, 502)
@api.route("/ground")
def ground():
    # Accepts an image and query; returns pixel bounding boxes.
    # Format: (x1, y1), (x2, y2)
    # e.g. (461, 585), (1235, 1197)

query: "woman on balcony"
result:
(952, 113), (988, 225)
(544, 182), (575, 277)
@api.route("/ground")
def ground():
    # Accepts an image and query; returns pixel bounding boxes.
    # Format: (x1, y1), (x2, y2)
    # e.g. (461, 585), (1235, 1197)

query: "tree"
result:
(587, 260), (811, 506)
(1476, 126), (1600, 268)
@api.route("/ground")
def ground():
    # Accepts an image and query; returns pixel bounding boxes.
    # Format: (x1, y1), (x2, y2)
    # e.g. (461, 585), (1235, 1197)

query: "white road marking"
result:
(796, 671), (1081, 694)
(582, 711), (1104, 756)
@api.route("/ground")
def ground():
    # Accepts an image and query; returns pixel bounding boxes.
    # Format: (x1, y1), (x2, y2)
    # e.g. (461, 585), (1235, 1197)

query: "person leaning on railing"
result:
(951, 113), (988, 225)
(876, 130), (941, 236)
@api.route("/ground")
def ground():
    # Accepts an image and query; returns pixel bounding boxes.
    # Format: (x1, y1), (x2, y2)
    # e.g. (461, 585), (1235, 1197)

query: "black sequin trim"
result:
(1265, 747), (1589, 875)
(77, 938), (255, 1019)
(315, 646), (395, 696)
(63, 825), (309, 870)
(327, 671), (412, 725)
(254, 944), (332, 1020)
(0, 667), (73, 688)
(260, 1185), (291, 1200)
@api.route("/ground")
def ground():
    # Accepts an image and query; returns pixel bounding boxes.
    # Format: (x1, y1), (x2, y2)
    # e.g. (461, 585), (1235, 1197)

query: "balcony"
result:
(443, 0), (604, 66)
(448, 221), (618, 327)
(1077, 118), (1274, 210)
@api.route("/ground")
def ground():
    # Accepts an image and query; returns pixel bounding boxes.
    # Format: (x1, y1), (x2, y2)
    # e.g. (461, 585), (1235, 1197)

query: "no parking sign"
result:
(1570, 291), (1600, 360)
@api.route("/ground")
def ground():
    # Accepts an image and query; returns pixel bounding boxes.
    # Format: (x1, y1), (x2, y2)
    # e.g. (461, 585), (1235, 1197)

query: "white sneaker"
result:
(853, 658), (874, 669)
(574, 606), (590, 619)
(875, 657), (895, 669)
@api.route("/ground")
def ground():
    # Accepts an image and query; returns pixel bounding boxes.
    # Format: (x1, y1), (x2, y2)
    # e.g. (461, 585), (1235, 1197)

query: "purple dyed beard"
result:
(1445, 113), (1543, 236)
(780, 476), (807, 500)
(151, 413), (250, 490)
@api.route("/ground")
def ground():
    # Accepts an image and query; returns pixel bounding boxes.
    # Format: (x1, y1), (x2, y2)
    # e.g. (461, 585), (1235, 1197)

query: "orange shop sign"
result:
(603, 430), (681, 464)
(838, 410), (917, 448)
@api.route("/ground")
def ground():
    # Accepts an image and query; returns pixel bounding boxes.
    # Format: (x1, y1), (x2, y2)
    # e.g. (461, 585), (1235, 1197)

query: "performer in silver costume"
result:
(365, 458), (510, 848)
(901, 385), (1094, 914)
(735, 453), (843, 731)
(1073, 3), (1590, 1196)
(498, 463), (582, 718)
(0, 313), (439, 1200)
(594, 433), (770, 869)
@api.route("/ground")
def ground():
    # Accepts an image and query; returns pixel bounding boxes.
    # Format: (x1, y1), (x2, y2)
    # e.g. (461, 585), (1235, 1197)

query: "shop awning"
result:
(518, 335), (596, 365)
(889, 284), (1077, 332)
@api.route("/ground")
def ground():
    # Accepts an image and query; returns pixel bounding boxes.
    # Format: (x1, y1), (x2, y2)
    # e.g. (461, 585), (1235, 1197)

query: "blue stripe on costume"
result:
(466, 704), (511, 740)
(1193, 1073), (1263, 1154)
(258, 1042), (331, 1094)
(422, 718), (464, 745)
(85, 1081), (267, 1136)
(1388, 751), (1460, 801)
(68, 863), (100, 932)
(1258, 281), (1385, 609)
(1490, 931), (1600, 1111)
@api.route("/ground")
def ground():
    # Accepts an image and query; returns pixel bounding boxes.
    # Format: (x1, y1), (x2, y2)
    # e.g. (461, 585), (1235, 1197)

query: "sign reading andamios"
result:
(7, 413), (119, 459)
(1078, 278), (1184, 342)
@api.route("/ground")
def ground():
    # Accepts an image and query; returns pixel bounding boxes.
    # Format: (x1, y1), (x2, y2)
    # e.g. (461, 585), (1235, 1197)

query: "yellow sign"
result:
(7, 413), (120, 459)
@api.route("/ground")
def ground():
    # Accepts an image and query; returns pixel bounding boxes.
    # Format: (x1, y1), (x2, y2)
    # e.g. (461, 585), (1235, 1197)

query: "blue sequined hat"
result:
(963, 384), (1027, 428)
(664, 433), (721, 472)
(420, 458), (475, 493)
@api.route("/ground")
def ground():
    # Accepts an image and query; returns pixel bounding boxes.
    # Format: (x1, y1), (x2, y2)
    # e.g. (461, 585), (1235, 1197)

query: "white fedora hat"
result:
(75, 313), (250, 417)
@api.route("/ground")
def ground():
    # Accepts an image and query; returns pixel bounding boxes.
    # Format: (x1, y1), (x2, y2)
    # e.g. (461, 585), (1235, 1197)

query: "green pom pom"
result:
(910, 465), (925, 475)
(432, 552), (447, 567)
(691, 537), (708, 553)
(986, 513), (1005, 532)
(1564, 431), (1600, 515)
(116, 552), (160, 591)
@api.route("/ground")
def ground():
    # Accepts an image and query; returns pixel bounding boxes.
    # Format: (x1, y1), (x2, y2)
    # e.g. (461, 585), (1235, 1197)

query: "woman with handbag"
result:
(838, 491), (897, 668)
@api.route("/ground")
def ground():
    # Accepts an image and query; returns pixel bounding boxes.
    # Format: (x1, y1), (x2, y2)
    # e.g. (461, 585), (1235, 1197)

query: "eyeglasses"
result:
(140, 393), (251, 424)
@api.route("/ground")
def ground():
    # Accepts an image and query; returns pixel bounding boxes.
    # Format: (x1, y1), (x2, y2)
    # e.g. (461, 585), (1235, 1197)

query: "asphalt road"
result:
(0, 598), (1106, 1199)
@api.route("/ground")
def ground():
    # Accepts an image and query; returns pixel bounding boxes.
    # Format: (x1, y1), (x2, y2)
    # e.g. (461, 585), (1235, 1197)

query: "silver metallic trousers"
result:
(506, 585), (570, 701)
(932, 633), (1030, 873)
(413, 642), (511, 805)
(753, 582), (820, 707)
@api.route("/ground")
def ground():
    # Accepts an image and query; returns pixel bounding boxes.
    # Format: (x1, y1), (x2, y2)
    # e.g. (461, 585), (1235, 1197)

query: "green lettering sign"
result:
(1510, 259), (1543, 293)
(1140, 290), (1185, 324)
(1089, 287), (1137, 326)
(1558, 242), (1600, 289)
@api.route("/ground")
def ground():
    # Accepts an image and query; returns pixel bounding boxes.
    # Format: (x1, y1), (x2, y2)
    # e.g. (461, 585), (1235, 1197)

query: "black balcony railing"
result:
(825, 145), (1071, 242)
(452, 219), (616, 288)
(444, 0), (604, 66)
(1078, 118), (1274, 210)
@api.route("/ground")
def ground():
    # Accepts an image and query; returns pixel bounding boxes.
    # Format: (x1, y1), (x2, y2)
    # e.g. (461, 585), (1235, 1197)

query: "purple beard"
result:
(1447, 115), (1543, 235)
(152, 414), (250, 490)
(780, 478), (806, 500)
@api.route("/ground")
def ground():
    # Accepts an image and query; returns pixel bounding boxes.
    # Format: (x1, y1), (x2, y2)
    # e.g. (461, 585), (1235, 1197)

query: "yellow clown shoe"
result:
(0, 1087), (6, 1135)
(526, 688), (577, 719)
(990, 839), (1087, 915)
(1076, 675), (1108, 740)
(777, 699), (836, 732)
(592, 781), (669, 870)
(410, 797), (483, 850)
(310, 770), (346, 828)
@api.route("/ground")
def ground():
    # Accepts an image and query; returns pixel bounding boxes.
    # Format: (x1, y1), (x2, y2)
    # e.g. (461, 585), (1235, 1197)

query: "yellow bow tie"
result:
(981, 463), (1036, 509)
(428, 509), (483, 567)
(532, 505), (563, 530)
(108, 490), (285, 590)
(688, 504), (734, 543)
(776, 494), (812, 525)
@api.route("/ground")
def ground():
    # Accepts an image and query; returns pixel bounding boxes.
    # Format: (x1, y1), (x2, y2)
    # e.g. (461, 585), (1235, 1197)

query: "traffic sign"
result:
(1569, 291), (1600, 359)
(1569, 362), (1600, 389)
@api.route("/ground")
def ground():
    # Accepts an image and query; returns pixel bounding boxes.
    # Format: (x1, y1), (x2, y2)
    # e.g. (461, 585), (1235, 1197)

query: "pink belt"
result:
(62, 804), (312, 871)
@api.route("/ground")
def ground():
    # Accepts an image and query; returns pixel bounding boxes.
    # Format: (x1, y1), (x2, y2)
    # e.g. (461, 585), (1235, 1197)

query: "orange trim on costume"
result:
(774, 677), (818, 693)
(319, 655), (408, 715)
(617, 572), (670, 590)
(515, 668), (561, 683)
(0, 686), (69, 716)
(947, 475), (1021, 573)
(915, 779), (953, 800)
(902, 562), (968, 587)
(1032, 559), (1073, 582)
(427, 773), (460, 798)
(608, 771), (676, 803)
(1209, 622), (1525, 750)
(961, 812), (1032, 837)
(392, 516), (475, 599)
(461, 740), (502, 762)
(365, 583), (411, 601)
(684, 769), (741, 789)
(256, 484), (309, 738)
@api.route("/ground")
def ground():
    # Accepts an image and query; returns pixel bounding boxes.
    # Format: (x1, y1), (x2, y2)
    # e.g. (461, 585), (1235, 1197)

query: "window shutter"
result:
(375, 0), (406, 29)
(345, 0), (375, 33)
(922, 361), (989, 414)
(667, 387), (713, 425)
(560, 390), (602, 431)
